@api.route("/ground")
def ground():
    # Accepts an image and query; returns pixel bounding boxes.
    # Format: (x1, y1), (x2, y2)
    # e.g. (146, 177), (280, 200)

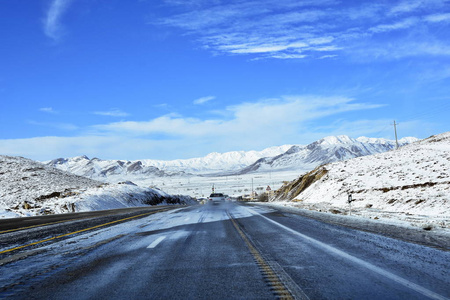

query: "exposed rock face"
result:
(272, 166), (328, 201)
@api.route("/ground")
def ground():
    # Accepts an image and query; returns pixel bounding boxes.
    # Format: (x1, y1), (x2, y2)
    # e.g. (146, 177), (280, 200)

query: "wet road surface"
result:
(1, 202), (449, 299)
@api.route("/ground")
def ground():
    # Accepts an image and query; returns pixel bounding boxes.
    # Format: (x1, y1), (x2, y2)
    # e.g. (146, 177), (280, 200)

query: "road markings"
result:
(227, 211), (307, 300)
(147, 236), (166, 249)
(0, 218), (80, 234)
(0, 209), (171, 255)
(246, 207), (449, 300)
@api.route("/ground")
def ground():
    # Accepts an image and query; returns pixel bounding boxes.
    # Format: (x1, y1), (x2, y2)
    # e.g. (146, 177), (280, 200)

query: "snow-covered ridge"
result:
(0, 155), (193, 218)
(273, 131), (450, 220)
(237, 135), (418, 174)
(46, 144), (293, 179)
(139, 144), (293, 173)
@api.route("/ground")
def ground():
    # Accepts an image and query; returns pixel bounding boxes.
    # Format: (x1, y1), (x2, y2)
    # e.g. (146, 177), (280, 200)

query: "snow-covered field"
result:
(271, 132), (450, 230)
(130, 170), (302, 199)
(0, 155), (193, 218)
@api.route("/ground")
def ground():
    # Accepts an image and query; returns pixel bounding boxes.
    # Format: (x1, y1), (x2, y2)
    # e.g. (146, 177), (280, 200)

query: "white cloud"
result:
(28, 120), (78, 131)
(424, 13), (450, 23)
(3, 95), (422, 161)
(369, 18), (418, 33)
(193, 96), (215, 105)
(39, 107), (58, 114)
(93, 109), (130, 117)
(319, 54), (338, 59)
(0, 136), (167, 161)
(91, 95), (385, 144)
(389, 1), (423, 15)
(155, 0), (450, 60)
(270, 54), (308, 59)
(43, 0), (73, 40)
(352, 40), (450, 60)
(1, 118), (434, 162)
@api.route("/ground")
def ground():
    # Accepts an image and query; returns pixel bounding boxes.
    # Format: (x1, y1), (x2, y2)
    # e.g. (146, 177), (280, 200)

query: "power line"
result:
(399, 101), (450, 122)
(371, 101), (450, 140)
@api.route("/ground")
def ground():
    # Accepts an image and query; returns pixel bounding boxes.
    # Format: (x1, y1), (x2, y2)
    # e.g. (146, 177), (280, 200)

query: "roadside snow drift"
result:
(0, 155), (193, 218)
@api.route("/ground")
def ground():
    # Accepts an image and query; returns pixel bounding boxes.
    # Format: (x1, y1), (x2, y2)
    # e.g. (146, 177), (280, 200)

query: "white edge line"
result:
(245, 207), (449, 300)
(147, 236), (166, 249)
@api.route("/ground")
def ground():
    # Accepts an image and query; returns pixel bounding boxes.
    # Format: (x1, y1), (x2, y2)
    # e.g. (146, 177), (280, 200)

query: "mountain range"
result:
(46, 135), (418, 181)
(237, 135), (418, 174)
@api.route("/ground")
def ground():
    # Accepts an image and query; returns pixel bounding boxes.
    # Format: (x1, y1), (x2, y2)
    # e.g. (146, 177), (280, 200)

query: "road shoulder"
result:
(248, 202), (450, 251)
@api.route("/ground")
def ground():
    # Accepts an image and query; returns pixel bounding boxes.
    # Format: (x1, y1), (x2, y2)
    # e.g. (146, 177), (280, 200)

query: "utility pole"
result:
(392, 120), (399, 149)
(251, 178), (254, 200)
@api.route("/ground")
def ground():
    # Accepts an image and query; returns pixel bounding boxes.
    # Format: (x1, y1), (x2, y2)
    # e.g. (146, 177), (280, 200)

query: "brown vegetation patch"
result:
(273, 165), (328, 201)
(35, 191), (62, 201)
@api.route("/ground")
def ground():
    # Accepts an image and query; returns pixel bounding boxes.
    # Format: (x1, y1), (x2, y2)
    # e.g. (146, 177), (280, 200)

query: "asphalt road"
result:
(0, 205), (180, 231)
(0, 202), (449, 299)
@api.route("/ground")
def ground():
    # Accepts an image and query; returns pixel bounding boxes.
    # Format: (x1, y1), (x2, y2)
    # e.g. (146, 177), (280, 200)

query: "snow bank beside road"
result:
(72, 183), (194, 213)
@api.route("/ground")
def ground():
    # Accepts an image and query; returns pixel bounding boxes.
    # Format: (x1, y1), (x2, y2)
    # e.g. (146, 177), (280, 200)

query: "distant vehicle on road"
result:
(208, 193), (225, 204)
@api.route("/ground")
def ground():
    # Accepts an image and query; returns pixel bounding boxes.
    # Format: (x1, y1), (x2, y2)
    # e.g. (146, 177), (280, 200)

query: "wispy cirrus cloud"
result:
(193, 96), (215, 105)
(39, 107), (58, 114)
(43, 0), (73, 41)
(28, 120), (78, 131)
(369, 18), (418, 33)
(388, 0), (446, 15)
(92, 109), (130, 117)
(424, 13), (450, 23)
(155, 0), (450, 60)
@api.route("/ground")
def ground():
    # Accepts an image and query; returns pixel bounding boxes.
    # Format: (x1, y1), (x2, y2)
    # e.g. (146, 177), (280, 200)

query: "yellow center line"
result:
(0, 208), (170, 255)
(0, 218), (82, 235)
(227, 211), (294, 300)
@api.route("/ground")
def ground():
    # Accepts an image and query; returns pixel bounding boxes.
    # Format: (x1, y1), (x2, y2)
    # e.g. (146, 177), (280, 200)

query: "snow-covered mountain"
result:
(0, 155), (193, 218)
(238, 135), (418, 174)
(141, 145), (293, 173)
(45, 135), (417, 181)
(46, 145), (293, 179)
(47, 155), (191, 179)
(272, 132), (450, 218)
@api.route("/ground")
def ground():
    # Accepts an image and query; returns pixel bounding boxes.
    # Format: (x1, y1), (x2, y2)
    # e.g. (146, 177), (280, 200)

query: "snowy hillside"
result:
(0, 155), (193, 218)
(46, 145), (293, 179)
(238, 135), (418, 174)
(272, 132), (450, 222)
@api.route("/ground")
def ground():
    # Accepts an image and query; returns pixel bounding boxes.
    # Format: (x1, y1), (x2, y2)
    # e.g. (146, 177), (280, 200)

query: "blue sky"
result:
(1, 0), (449, 161)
